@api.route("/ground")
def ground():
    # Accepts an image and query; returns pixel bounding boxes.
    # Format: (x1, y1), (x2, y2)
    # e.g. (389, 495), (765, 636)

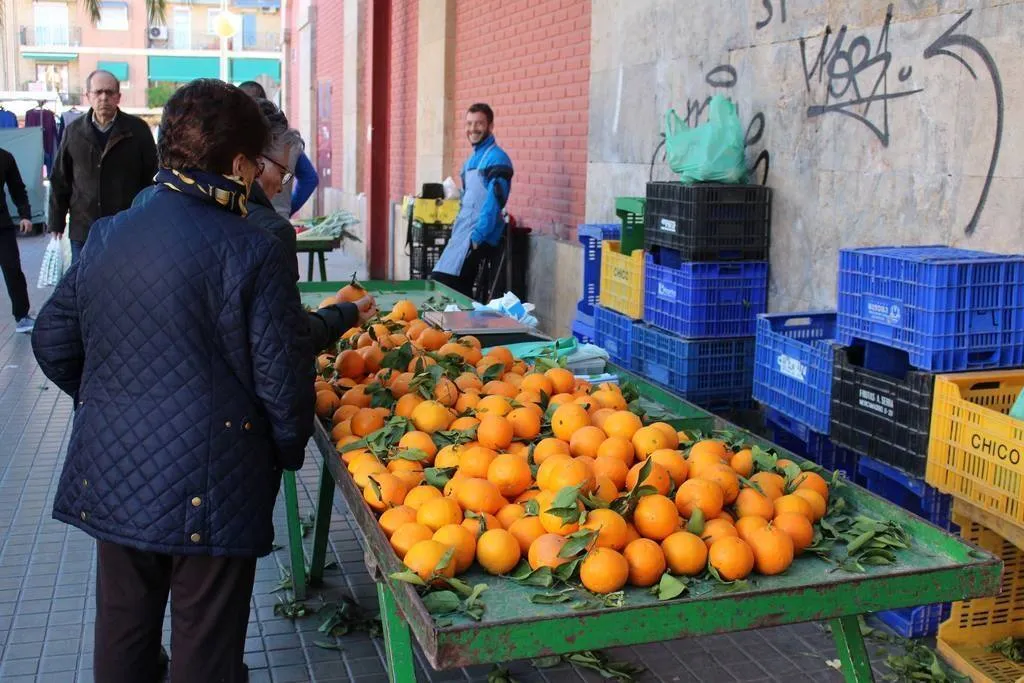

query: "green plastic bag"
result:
(664, 95), (747, 184)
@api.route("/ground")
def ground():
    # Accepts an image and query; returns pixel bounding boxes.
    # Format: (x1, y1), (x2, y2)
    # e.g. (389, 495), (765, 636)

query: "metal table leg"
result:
(282, 470), (307, 600)
(308, 456), (336, 586)
(378, 581), (417, 682)
(830, 615), (875, 682)
(318, 250), (328, 281)
(306, 252), (315, 282)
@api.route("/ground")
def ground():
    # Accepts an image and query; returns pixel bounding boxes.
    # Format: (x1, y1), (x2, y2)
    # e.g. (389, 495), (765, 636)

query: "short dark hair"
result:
(86, 70), (119, 93)
(158, 79), (269, 175)
(239, 81), (267, 98)
(256, 98), (304, 157)
(468, 103), (494, 124)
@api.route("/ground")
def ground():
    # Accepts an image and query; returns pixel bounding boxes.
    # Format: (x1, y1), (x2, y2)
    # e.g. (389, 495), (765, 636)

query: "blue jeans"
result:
(70, 239), (85, 264)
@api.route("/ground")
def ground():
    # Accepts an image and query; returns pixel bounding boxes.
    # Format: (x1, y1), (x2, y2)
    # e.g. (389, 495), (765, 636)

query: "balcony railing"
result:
(148, 29), (279, 52)
(19, 25), (83, 48)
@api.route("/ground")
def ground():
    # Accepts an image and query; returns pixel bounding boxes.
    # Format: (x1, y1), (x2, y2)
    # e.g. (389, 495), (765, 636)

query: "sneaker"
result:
(14, 316), (34, 333)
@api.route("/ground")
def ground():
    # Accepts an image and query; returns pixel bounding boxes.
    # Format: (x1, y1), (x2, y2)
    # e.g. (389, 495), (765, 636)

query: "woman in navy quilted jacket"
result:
(31, 79), (311, 683)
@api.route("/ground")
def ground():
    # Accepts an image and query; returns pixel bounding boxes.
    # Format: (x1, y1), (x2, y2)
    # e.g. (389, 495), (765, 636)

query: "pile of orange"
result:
(316, 299), (832, 595)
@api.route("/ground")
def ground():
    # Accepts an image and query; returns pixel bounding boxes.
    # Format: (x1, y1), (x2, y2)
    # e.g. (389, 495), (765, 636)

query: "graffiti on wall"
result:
(756, 0), (787, 31)
(799, 4), (1003, 234)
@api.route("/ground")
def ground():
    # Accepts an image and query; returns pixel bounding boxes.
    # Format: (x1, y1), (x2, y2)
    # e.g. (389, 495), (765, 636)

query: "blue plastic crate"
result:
(594, 305), (634, 368)
(632, 324), (755, 410)
(572, 317), (595, 344)
(763, 407), (861, 481)
(858, 455), (955, 531)
(577, 224), (621, 317)
(753, 311), (836, 433)
(643, 251), (768, 338)
(874, 602), (951, 639)
(837, 245), (1024, 371)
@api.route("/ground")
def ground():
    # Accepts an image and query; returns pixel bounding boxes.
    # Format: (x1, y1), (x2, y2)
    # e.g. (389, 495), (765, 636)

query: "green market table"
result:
(294, 235), (340, 282)
(285, 281), (1001, 683)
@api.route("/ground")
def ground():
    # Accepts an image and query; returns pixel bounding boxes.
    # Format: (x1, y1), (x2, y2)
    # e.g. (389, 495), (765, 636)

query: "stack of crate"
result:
(593, 197), (646, 369)
(829, 245), (1024, 640)
(572, 223), (620, 344)
(627, 182), (772, 413)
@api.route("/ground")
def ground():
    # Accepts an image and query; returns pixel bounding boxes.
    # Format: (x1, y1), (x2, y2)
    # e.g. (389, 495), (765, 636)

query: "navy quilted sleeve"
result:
(249, 240), (316, 470)
(32, 262), (84, 397)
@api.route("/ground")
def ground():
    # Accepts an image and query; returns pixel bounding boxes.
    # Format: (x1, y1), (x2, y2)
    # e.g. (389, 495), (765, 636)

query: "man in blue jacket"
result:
(431, 103), (513, 297)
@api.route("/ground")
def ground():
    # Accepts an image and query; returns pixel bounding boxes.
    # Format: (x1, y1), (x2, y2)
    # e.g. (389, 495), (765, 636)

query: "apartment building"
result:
(3, 0), (284, 110)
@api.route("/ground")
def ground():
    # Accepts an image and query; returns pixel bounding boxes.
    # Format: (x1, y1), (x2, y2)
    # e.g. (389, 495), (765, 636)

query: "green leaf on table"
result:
(482, 362), (505, 383)
(551, 483), (584, 509)
(465, 584), (489, 610)
(507, 561), (554, 587)
(444, 576), (474, 597)
(434, 546), (456, 574)
(632, 458), (654, 493)
(655, 573), (689, 601)
(552, 558), (582, 583)
(530, 591), (575, 605)
(424, 467), (457, 489)
(422, 591), (461, 615)
(531, 656), (562, 669)
(751, 445), (777, 472)
(389, 570), (427, 586)
(558, 530), (597, 559)
(685, 508), (705, 535)
(392, 448), (428, 462)
(366, 476), (382, 504)
(312, 640), (342, 651)
(523, 499), (540, 517)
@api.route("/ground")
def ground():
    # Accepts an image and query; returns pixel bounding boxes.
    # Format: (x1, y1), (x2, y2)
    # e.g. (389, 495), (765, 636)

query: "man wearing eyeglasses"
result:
(48, 70), (158, 263)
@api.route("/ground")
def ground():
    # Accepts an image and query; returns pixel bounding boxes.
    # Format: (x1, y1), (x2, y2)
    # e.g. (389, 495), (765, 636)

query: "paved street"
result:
(0, 233), (892, 682)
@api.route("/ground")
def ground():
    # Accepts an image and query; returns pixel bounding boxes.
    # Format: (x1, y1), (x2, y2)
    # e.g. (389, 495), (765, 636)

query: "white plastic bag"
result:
(37, 236), (63, 288)
(59, 232), (72, 274)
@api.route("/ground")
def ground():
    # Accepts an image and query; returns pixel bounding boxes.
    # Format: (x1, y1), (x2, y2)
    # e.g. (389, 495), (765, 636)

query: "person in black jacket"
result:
(48, 70), (158, 263)
(0, 148), (35, 333)
(32, 80), (310, 683)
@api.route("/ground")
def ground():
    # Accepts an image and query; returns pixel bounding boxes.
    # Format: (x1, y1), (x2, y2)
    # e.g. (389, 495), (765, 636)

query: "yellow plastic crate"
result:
(598, 240), (644, 320)
(925, 369), (1024, 530)
(937, 504), (1024, 682)
(412, 198), (460, 225)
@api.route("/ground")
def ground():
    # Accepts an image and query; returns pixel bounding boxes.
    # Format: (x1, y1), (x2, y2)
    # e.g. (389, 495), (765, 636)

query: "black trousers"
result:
(0, 228), (30, 320)
(430, 242), (499, 299)
(94, 541), (257, 683)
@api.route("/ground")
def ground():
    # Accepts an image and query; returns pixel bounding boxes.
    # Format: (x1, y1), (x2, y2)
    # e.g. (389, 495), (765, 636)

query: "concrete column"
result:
(414, 0), (455, 188)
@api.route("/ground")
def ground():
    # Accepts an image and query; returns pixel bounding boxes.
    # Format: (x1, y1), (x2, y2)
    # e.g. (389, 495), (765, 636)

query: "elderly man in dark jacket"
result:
(48, 69), (158, 263)
(32, 80), (309, 682)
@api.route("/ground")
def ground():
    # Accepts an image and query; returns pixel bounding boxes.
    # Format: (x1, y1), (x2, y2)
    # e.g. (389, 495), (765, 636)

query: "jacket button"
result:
(225, 420), (232, 429)
(80, 511), (87, 521)
(190, 533), (201, 543)
(243, 422), (252, 431)
(82, 479), (88, 487)
(191, 497), (201, 507)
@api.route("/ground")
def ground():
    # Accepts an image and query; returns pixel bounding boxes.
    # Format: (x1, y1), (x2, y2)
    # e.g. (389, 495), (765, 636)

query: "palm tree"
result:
(80, 0), (167, 25)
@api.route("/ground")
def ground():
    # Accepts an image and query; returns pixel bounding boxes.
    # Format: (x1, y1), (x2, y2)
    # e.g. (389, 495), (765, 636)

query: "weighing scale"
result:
(423, 309), (550, 347)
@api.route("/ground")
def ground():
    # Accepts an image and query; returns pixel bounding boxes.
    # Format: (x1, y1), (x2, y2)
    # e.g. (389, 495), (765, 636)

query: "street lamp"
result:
(215, 4), (242, 82)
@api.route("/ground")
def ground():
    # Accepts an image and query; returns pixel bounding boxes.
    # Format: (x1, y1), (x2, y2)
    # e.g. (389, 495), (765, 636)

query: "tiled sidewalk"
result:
(0, 234), (891, 682)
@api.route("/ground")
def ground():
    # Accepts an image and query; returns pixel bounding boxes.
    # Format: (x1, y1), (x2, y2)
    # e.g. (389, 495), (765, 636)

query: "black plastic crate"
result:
(409, 221), (451, 280)
(643, 182), (771, 261)
(829, 344), (936, 477)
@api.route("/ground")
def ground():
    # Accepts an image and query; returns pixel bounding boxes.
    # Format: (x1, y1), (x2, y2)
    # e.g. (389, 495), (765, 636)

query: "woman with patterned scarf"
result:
(31, 79), (310, 682)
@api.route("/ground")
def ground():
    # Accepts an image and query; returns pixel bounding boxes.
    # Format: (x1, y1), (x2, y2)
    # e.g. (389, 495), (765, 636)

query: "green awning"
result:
(147, 56), (219, 83)
(97, 60), (129, 81)
(229, 58), (281, 83)
(23, 52), (77, 62)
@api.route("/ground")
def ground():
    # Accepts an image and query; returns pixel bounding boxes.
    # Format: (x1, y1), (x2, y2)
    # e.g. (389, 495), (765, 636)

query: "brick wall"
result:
(315, 0), (346, 189)
(390, 0), (418, 199)
(450, 0), (591, 236)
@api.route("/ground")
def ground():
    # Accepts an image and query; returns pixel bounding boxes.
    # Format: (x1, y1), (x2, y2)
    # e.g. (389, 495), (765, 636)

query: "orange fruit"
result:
(379, 506), (417, 537)
(520, 373), (554, 396)
(649, 422), (680, 448)
(485, 346), (514, 367)
(404, 539), (456, 583)
(477, 415), (514, 451)
(507, 407), (541, 441)
(508, 515), (547, 554)
(700, 518), (738, 548)
(411, 400), (454, 434)
(487, 454), (533, 498)
(434, 444), (465, 469)
(792, 488), (827, 522)
(528, 533), (570, 570)
(590, 408), (615, 431)
(417, 328), (448, 352)
(734, 488), (775, 520)
(547, 393), (576, 409)
(331, 421), (353, 442)
(748, 524), (795, 575)
(390, 522), (435, 559)
(596, 436), (636, 467)
(416, 497), (464, 532)
(648, 449), (689, 486)
(687, 451), (730, 480)
(774, 494), (814, 521)
(569, 426), (607, 458)
(661, 531), (708, 576)
(482, 380), (518, 399)
(351, 460), (387, 489)
(535, 454), (573, 490)
(581, 508), (629, 551)
(506, 441), (530, 457)
(730, 448), (754, 478)
(332, 404), (360, 424)
(600, 410), (644, 441)
(461, 512), (502, 537)
(393, 469), (425, 490)
(537, 491), (583, 536)
(459, 445), (498, 479)
(544, 368), (576, 395)
(716, 509), (735, 524)
(593, 476), (619, 505)
(735, 515), (769, 543)
(622, 538), (667, 587)
(688, 439), (730, 462)
(674, 478), (725, 519)
(708, 536), (755, 581)
(551, 403), (591, 442)
(432, 523), (477, 574)
(580, 548), (630, 594)
(624, 523), (642, 546)
(351, 408), (385, 437)
(476, 394), (512, 417)
(773, 512), (814, 555)
(699, 465), (740, 505)
(394, 393), (425, 419)
(316, 390), (342, 419)
(389, 299), (418, 322)
(454, 392), (480, 415)
(455, 478), (506, 515)
(340, 385), (372, 408)
(749, 472), (786, 500)
(593, 456), (629, 490)
(454, 372), (484, 393)
(794, 471), (830, 502)
(632, 426), (673, 460)
(591, 389), (628, 412)
(431, 377), (459, 407)
(476, 529), (521, 575)
(532, 437), (571, 464)
(403, 485), (443, 511)
(542, 458), (595, 494)
(334, 350), (366, 380)
(398, 430), (439, 463)
(496, 503), (526, 529)
(632, 494), (681, 541)
(450, 416), (480, 432)
(625, 461), (672, 496)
